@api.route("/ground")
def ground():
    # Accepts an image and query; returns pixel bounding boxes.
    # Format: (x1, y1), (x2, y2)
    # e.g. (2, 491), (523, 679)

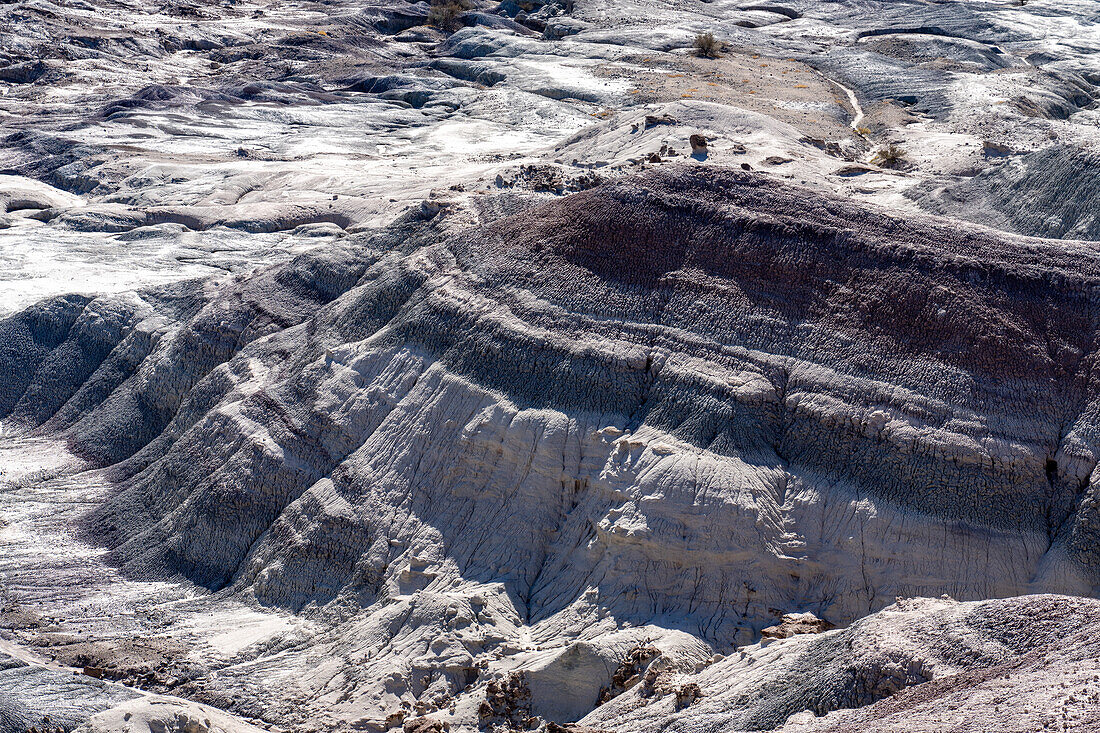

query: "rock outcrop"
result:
(582, 594), (1100, 733)
(761, 612), (833, 640)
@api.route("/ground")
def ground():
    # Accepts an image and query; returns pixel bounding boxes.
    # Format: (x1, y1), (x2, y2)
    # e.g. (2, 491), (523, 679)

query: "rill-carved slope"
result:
(3, 167), (1100, 655)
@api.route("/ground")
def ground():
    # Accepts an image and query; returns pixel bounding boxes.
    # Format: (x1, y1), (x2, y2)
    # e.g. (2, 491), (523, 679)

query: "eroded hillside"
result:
(1, 0), (1099, 732)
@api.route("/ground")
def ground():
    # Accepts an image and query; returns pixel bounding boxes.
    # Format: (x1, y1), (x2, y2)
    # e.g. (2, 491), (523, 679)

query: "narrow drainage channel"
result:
(825, 76), (865, 130)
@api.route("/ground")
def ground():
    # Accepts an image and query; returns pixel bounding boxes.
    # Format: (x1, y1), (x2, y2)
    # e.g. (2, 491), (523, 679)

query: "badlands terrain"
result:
(1, 0), (1100, 731)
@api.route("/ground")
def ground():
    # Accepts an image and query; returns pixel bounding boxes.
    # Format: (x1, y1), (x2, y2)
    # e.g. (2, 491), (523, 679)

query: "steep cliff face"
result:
(4, 166), (1100, 728)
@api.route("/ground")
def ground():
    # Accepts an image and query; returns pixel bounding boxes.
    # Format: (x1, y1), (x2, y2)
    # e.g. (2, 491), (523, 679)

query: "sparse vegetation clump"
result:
(428, 0), (472, 31)
(871, 143), (908, 169)
(693, 32), (721, 58)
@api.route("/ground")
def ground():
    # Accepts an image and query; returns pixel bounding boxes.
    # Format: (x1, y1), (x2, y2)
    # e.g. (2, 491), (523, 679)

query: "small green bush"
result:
(871, 143), (908, 169)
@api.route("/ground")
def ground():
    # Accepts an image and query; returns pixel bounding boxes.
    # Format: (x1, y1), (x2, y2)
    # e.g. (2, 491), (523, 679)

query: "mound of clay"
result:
(582, 594), (1100, 733)
(912, 145), (1100, 240)
(74, 697), (267, 733)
